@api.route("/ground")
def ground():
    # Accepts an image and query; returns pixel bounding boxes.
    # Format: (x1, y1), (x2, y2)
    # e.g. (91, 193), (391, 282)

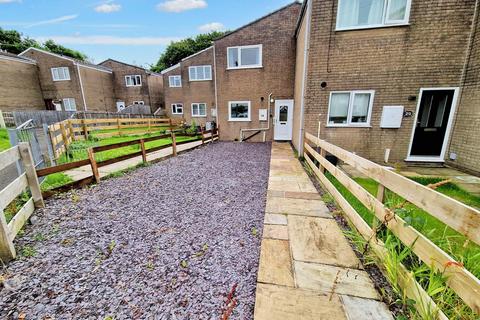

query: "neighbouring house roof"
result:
(160, 63), (181, 75)
(295, 0), (309, 38)
(180, 46), (213, 62)
(214, 1), (302, 42)
(98, 58), (162, 77)
(0, 50), (37, 65)
(19, 47), (113, 73)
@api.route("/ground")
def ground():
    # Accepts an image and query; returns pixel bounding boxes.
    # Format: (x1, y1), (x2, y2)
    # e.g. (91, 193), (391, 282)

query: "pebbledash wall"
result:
(294, 0), (480, 174)
(99, 59), (164, 112)
(0, 52), (44, 111)
(20, 48), (116, 112)
(162, 47), (216, 127)
(162, 2), (301, 141)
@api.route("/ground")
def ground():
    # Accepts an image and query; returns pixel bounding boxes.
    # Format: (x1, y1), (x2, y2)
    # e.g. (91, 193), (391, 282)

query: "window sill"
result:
(172, 113), (183, 116)
(189, 79), (212, 82)
(126, 85), (142, 87)
(192, 115), (207, 118)
(169, 86), (182, 88)
(53, 79), (71, 82)
(325, 124), (372, 128)
(336, 23), (410, 32)
(227, 66), (263, 71)
(405, 156), (445, 163)
(228, 119), (251, 122)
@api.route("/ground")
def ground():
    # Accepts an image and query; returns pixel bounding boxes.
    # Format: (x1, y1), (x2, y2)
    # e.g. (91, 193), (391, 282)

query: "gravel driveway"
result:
(1, 142), (271, 319)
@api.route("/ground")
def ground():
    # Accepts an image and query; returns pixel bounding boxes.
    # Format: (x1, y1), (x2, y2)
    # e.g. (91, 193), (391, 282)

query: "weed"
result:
(20, 246), (36, 258)
(180, 260), (188, 268)
(108, 240), (116, 253)
(251, 227), (258, 237)
(146, 261), (154, 271)
(33, 233), (45, 241)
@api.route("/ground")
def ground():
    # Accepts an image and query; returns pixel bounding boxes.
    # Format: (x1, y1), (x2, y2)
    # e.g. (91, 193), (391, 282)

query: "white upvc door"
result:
(274, 99), (294, 141)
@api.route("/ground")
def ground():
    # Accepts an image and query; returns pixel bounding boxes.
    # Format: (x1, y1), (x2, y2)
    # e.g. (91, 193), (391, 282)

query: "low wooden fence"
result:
(0, 143), (44, 262)
(303, 132), (480, 319)
(48, 118), (183, 159)
(37, 128), (219, 194)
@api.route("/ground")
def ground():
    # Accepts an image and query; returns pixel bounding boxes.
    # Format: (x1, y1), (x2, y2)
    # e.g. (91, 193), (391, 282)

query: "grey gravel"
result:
(0, 142), (272, 320)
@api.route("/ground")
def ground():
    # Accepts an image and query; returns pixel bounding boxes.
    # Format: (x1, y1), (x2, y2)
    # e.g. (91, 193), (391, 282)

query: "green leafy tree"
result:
(151, 31), (227, 72)
(0, 28), (87, 61)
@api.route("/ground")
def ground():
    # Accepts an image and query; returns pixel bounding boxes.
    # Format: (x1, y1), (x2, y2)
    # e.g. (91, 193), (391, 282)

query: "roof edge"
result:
(160, 63), (181, 75)
(295, 0), (309, 38)
(181, 46), (213, 62)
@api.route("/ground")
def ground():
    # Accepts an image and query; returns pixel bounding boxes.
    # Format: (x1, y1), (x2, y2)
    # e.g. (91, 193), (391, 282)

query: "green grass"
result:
(41, 173), (74, 191)
(59, 132), (197, 164)
(90, 125), (169, 135)
(0, 128), (11, 151)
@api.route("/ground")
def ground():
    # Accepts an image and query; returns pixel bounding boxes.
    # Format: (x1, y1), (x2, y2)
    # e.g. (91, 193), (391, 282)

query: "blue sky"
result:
(0, 0), (296, 68)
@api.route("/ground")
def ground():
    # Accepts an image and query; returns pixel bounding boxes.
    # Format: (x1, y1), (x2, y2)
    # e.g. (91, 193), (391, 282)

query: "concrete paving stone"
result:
(264, 213), (288, 225)
(258, 239), (294, 287)
(294, 261), (379, 300)
(340, 295), (394, 320)
(266, 197), (331, 218)
(254, 283), (347, 320)
(284, 191), (323, 200)
(263, 224), (289, 240)
(288, 216), (361, 268)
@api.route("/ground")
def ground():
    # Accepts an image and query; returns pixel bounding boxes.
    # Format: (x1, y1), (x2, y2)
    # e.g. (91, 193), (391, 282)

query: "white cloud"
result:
(157, 0), (207, 13)
(198, 22), (225, 33)
(26, 15), (78, 28)
(35, 35), (181, 46)
(0, 0), (22, 3)
(95, 2), (121, 13)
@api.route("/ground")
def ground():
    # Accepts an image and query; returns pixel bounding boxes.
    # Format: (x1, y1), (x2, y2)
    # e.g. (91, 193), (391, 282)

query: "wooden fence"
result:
(48, 118), (183, 159)
(303, 132), (480, 319)
(37, 128), (219, 193)
(0, 143), (44, 262)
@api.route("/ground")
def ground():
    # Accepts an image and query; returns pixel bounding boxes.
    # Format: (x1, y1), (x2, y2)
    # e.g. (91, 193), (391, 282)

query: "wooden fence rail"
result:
(0, 143), (44, 262)
(303, 132), (480, 318)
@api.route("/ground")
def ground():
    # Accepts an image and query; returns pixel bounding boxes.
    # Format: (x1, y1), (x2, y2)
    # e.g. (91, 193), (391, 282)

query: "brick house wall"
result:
(99, 59), (164, 112)
(447, 6), (480, 174)
(0, 53), (44, 111)
(78, 66), (116, 112)
(163, 47), (216, 127)
(214, 2), (301, 141)
(297, 0), (477, 167)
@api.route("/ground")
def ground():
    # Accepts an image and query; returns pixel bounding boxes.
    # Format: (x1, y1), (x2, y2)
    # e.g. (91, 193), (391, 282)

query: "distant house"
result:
(162, 2), (301, 140)
(0, 51), (44, 111)
(293, 0), (480, 174)
(99, 59), (164, 113)
(162, 46), (216, 127)
(19, 47), (116, 112)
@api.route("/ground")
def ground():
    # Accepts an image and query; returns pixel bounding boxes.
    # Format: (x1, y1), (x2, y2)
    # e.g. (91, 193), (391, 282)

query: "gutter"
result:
(213, 45), (219, 130)
(76, 63), (88, 111)
(240, 93), (273, 142)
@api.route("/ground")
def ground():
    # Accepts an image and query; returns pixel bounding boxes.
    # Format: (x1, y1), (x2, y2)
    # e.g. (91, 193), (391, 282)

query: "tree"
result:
(151, 31), (227, 72)
(0, 28), (87, 61)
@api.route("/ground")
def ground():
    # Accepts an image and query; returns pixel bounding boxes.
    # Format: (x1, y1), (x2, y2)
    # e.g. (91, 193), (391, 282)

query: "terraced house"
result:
(20, 48), (116, 112)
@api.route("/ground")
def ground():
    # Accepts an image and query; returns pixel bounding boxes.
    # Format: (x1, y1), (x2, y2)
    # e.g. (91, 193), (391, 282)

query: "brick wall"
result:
(214, 3), (301, 141)
(163, 47), (216, 127)
(301, 0), (476, 166)
(447, 6), (480, 174)
(0, 57), (44, 111)
(147, 74), (164, 112)
(79, 66), (116, 112)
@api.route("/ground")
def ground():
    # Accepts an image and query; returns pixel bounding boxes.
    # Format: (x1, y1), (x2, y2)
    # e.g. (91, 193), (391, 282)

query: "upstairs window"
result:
(227, 45), (262, 69)
(63, 98), (77, 111)
(189, 65), (212, 81)
(125, 75), (142, 87)
(172, 103), (183, 115)
(169, 75), (182, 87)
(327, 91), (374, 126)
(336, 0), (411, 30)
(51, 67), (70, 81)
(192, 103), (207, 117)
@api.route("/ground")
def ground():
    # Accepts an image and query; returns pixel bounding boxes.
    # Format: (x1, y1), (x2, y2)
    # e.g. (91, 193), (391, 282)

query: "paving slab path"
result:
(254, 142), (393, 320)
(1, 142), (270, 319)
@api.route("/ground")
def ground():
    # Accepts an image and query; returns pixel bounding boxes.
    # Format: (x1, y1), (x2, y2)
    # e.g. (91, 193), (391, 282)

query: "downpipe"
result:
(240, 93), (273, 142)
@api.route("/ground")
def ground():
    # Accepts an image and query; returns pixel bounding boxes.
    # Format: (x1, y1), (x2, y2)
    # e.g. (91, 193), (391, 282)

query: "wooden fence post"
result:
(319, 148), (326, 173)
(18, 143), (44, 208)
(0, 110), (5, 128)
(140, 139), (147, 163)
(60, 122), (69, 148)
(0, 207), (16, 261)
(82, 119), (89, 140)
(88, 148), (100, 184)
(377, 184), (385, 203)
(171, 132), (177, 156)
(201, 128), (205, 145)
(117, 118), (121, 132)
(147, 119), (151, 133)
(67, 120), (75, 141)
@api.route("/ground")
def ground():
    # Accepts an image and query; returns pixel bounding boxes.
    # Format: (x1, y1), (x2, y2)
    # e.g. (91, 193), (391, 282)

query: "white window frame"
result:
(228, 101), (251, 122)
(336, 0), (412, 31)
(169, 75), (182, 87)
(189, 65), (212, 81)
(133, 101), (145, 105)
(51, 67), (70, 81)
(191, 103), (207, 117)
(125, 75), (142, 87)
(63, 98), (77, 111)
(327, 90), (375, 127)
(227, 45), (263, 70)
(171, 103), (184, 115)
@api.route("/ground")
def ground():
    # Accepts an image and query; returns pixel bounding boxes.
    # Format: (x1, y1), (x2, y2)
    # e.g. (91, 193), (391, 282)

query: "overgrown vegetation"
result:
(0, 28), (87, 60)
(326, 173), (479, 319)
(0, 128), (11, 151)
(41, 173), (74, 191)
(151, 31), (227, 72)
